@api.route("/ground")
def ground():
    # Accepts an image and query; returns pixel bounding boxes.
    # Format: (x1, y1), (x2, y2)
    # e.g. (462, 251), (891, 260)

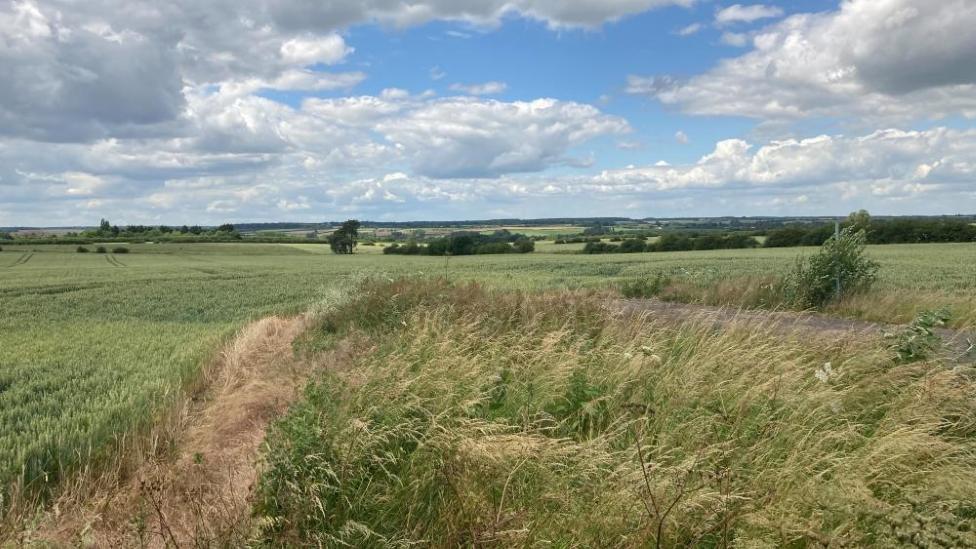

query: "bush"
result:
(474, 242), (514, 254)
(784, 227), (879, 308)
(654, 234), (693, 252)
(95, 246), (107, 253)
(112, 247), (129, 254)
(619, 273), (671, 298)
(618, 239), (647, 253)
(582, 241), (619, 254)
(76, 246), (89, 253)
(513, 238), (535, 253)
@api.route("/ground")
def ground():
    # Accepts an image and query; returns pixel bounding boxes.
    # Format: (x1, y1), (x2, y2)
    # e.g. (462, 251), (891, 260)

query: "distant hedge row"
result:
(765, 219), (976, 247)
(384, 233), (535, 256)
(583, 234), (759, 254)
(0, 236), (329, 246)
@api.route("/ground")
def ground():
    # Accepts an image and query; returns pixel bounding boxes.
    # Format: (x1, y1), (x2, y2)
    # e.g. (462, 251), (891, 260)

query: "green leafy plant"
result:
(885, 308), (951, 363)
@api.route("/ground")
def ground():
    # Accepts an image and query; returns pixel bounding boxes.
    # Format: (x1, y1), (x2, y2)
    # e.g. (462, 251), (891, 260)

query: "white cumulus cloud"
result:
(715, 4), (783, 26)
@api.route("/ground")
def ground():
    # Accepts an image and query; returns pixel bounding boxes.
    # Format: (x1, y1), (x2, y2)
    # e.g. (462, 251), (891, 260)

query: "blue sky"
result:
(1, 0), (975, 224)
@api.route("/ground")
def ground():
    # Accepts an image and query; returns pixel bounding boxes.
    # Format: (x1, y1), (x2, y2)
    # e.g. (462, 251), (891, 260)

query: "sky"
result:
(1, 0), (975, 225)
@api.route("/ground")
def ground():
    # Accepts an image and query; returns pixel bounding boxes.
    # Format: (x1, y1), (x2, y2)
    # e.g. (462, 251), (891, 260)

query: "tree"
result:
(847, 209), (871, 233)
(329, 219), (360, 254)
(784, 227), (879, 309)
(217, 223), (236, 232)
(99, 218), (111, 235)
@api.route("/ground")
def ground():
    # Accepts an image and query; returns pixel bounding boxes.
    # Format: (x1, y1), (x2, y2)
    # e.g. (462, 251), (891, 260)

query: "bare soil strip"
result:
(23, 314), (353, 547)
(616, 298), (975, 361)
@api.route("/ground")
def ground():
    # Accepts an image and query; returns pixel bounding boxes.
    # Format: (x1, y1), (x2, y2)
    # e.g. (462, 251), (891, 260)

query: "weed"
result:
(885, 308), (951, 363)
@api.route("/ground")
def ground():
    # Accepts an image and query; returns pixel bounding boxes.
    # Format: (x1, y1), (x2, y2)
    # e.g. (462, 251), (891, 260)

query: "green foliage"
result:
(95, 246), (107, 253)
(385, 232), (535, 256)
(582, 241), (619, 254)
(784, 227), (880, 308)
(111, 247), (129, 254)
(885, 308), (951, 363)
(76, 246), (89, 253)
(329, 219), (361, 254)
(766, 214), (976, 248)
(620, 272), (671, 298)
(847, 209), (872, 233)
(583, 233), (757, 254)
(512, 237), (535, 253)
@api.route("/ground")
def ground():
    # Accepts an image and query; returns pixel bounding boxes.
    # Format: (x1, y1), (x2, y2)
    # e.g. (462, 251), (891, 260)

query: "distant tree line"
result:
(384, 231), (535, 256)
(554, 236), (604, 244)
(764, 215), (976, 247)
(582, 233), (759, 254)
(78, 219), (242, 240)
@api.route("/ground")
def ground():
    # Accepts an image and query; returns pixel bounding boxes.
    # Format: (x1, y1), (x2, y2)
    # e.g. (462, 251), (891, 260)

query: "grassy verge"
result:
(617, 273), (976, 330)
(254, 278), (976, 547)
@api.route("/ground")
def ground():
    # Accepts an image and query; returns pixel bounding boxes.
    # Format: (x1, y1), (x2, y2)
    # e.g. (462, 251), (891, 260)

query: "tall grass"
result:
(255, 279), (976, 547)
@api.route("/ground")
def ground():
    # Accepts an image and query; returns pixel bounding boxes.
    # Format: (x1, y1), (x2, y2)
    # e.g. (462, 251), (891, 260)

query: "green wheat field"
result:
(2, 242), (975, 545)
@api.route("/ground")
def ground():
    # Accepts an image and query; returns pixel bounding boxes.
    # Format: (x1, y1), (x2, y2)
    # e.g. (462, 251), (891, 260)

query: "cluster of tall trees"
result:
(384, 231), (535, 256)
(328, 220), (360, 254)
(764, 212), (976, 247)
(583, 233), (759, 254)
(81, 219), (240, 240)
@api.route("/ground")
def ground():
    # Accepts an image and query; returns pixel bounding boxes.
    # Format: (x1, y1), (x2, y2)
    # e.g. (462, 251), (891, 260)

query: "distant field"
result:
(1, 241), (974, 515)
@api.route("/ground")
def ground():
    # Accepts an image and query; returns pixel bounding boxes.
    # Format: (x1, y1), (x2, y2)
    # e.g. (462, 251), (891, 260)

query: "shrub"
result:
(76, 246), (89, 253)
(474, 242), (514, 254)
(95, 246), (107, 254)
(513, 238), (535, 253)
(582, 241), (619, 254)
(112, 247), (129, 254)
(784, 227), (879, 308)
(618, 239), (647, 253)
(619, 273), (671, 298)
(654, 234), (693, 252)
